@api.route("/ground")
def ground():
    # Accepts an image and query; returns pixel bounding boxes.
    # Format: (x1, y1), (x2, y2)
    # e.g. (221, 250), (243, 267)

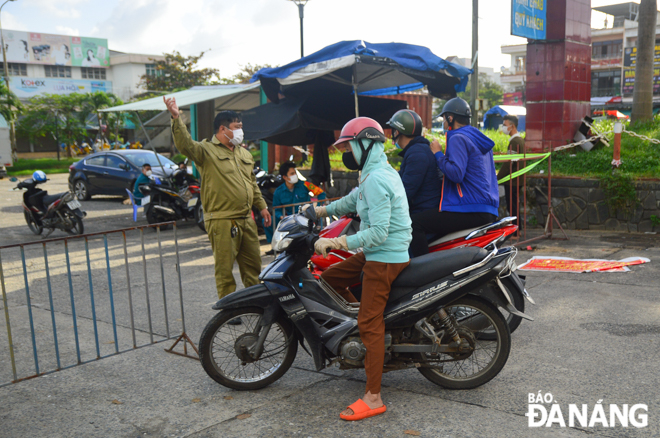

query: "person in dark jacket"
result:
(410, 98), (499, 257)
(386, 110), (442, 214)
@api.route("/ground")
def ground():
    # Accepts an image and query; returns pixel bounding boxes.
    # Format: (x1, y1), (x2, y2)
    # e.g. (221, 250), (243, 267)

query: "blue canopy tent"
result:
(251, 40), (472, 116)
(483, 105), (527, 131)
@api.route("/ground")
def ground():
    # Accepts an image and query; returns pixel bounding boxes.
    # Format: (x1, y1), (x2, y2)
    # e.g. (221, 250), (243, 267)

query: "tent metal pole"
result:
(134, 110), (165, 173)
(260, 87), (269, 172)
(352, 62), (359, 117)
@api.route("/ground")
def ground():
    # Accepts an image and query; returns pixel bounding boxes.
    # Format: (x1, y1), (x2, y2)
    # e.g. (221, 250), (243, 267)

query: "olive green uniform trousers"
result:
(206, 217), (262, 299)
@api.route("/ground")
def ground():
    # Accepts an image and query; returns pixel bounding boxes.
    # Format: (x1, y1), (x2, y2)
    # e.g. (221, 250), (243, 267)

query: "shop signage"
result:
(511, 0), (546, 40)
(9, 77), (112, 99)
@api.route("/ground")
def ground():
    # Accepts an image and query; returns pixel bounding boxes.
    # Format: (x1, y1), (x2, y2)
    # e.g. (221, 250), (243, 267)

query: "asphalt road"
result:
(0, 173), (658, 437)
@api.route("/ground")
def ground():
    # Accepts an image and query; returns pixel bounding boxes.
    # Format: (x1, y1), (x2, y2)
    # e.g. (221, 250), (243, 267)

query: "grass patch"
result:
(551, 117), (660, 179)
(7, 157), (80, 176)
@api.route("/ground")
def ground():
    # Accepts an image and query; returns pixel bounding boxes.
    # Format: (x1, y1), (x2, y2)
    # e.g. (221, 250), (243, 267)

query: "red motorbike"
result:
(311, 215), (519, 273)
(310, 215), (534, 336)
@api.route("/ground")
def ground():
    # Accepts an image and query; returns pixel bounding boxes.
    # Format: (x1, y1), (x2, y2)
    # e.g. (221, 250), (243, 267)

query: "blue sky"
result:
(1, 0), (637, 77)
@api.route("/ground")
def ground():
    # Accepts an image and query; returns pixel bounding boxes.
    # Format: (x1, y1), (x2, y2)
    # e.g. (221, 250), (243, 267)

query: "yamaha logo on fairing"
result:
(279, 294), (295, 302)
(412, 281), (448, 301)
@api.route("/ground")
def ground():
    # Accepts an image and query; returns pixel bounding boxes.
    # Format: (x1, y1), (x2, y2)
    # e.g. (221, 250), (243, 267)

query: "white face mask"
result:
(226, 128), (244, 146)
(499, 124), (510, 135)
(288, 174), (299, 185)
(145, 170), (152, 177)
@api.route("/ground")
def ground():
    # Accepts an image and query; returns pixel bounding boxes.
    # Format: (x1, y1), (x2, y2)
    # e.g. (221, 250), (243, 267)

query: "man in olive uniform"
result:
(163, 96), (271, 299)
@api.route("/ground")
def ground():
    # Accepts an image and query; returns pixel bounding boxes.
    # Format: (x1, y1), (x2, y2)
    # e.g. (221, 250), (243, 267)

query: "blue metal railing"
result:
(0, 222), (191, 387)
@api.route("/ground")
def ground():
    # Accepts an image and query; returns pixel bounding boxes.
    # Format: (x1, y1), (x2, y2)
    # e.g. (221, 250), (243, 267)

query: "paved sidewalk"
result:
(0, 174), (658, 437)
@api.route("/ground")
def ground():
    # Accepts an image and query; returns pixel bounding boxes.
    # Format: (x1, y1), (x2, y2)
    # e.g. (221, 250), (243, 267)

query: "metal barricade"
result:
(0, 222), (195, 388)
(271, 197), (342, 237)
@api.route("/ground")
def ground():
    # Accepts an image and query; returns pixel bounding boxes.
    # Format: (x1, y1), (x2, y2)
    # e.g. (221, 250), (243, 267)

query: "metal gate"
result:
(0, 222), (195, 388)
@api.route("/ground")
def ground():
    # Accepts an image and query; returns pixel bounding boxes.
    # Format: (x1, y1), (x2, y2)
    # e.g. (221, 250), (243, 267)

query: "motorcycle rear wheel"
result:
(199, 307), (297, 391)
(194, 202), (206, 232)
(146, 203), (172, 231)
(478, 279), (524, 341)
(24, 210), (43, 235)
(415, 296), (510, 390)
(64, 210), (84, 235)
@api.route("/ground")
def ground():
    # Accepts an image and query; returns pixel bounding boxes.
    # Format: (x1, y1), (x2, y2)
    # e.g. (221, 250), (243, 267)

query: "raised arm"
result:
(164, 96), (206, 165)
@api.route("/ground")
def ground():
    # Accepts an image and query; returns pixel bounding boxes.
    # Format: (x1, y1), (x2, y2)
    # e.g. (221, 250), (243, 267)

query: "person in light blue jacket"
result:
(307, 117), (411, 422)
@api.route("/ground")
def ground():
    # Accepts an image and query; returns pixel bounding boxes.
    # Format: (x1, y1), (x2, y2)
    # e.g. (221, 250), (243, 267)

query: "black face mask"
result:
(342, 151), (360, 171)
(342, 139), (375, 171)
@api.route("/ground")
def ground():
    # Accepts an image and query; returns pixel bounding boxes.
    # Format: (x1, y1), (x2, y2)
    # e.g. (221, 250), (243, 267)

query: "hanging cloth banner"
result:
(518, 256), (650, 273)
(494, 153), (551, 184)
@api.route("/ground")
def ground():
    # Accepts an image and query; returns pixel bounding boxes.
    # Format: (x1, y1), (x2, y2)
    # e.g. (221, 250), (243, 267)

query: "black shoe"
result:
(265, 249), (275, 256)
(228, 317), (242, 325)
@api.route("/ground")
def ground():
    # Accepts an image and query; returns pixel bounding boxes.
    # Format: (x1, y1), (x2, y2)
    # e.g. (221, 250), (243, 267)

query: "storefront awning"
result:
(100, 83), (261, 112)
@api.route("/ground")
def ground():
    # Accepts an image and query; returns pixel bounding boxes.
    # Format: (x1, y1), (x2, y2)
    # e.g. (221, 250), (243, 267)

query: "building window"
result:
(145, 64), (161, 77)
(0, 63), (27, 76)
(81, 67), (106, 80)
(592, 40), (623, 60)
(44, 65), (72, 78)
(591, 70), (622, 97)
(514, 56), (526, 74)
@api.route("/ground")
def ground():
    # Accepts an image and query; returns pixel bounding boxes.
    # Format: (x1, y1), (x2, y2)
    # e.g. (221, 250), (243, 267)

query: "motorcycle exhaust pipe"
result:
(153, 205), (176, 216)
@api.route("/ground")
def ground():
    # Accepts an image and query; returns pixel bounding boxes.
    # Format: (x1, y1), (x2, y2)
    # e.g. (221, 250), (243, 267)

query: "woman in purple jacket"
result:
(409, 98), (499, 257)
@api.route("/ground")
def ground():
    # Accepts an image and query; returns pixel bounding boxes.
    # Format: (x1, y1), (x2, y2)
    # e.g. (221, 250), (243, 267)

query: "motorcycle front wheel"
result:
(24, 210), (43, 235)
(199, 307), (297, 391)
(415, 296), (510, 390)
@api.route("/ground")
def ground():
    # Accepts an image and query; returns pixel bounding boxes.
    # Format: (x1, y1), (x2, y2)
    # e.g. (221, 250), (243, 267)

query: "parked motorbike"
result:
(199, 207), (533, 391)
(309, 215), (533, 336)
(13, 173), (86, 236)
(139, 169), (201, 230)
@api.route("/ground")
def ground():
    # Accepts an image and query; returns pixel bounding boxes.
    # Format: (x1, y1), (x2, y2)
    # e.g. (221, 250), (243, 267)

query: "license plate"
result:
(187, 197), (198, 208)
(141, 195), (150, 206)
(67, 200), (81, 209)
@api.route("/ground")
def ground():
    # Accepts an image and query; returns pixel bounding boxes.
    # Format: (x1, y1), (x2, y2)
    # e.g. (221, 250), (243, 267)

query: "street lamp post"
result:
(0, 0), (17, 158)
(288, 0), (309, 58)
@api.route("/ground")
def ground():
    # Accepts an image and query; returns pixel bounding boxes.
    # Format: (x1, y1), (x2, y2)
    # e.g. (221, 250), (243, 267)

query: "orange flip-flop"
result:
(339, 399), (387, 421)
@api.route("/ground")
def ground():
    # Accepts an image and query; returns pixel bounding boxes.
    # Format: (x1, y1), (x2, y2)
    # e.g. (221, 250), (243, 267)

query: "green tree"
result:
(220, 63), (275, 84)
(138, 50), (220, 93)
(0, 79), (23, 159)
(459, 73), (503, 108)
(83, 91), (123, 143)
(17, 93), (88, 158)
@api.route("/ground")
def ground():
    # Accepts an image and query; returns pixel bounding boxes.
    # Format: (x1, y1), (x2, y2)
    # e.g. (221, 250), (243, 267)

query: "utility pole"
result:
(470, 0), (479, 127)
(289, 0), (310, 58)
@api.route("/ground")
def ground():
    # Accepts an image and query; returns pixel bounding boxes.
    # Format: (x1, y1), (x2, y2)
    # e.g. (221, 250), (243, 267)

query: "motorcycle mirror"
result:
(256, 170), (266, 178)
(289, 154), (294, 162)
(9, 177), (18, 182)
(304, 204), (317, 221)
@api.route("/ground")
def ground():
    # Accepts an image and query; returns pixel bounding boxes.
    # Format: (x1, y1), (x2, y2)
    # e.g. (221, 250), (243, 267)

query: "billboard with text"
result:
(0, 30), (109, 67)
(511, 0), (546, 40)
(9, 77), (112, 99)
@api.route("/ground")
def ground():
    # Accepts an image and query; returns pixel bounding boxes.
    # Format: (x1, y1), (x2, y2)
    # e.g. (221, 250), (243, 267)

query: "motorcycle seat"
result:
(391, 247), (488, 289)
(42, 194), (62, 207)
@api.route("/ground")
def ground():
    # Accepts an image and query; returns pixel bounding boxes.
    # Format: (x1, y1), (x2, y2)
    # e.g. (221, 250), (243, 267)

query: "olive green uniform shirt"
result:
(170, 117), (267, 220)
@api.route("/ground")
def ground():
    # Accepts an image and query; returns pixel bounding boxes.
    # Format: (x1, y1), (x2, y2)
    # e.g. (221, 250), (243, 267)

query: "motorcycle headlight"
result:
(272, 230), (292, 252)
(62, 193), (74, 202)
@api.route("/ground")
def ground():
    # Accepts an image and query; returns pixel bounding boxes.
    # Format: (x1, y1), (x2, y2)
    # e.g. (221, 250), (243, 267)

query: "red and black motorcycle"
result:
(310, 215), (534, 335)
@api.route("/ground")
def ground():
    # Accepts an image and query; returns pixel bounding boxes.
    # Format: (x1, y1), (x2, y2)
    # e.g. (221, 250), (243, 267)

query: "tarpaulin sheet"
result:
(518, 256), (650, 273)
(251, 40), (472, 103)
